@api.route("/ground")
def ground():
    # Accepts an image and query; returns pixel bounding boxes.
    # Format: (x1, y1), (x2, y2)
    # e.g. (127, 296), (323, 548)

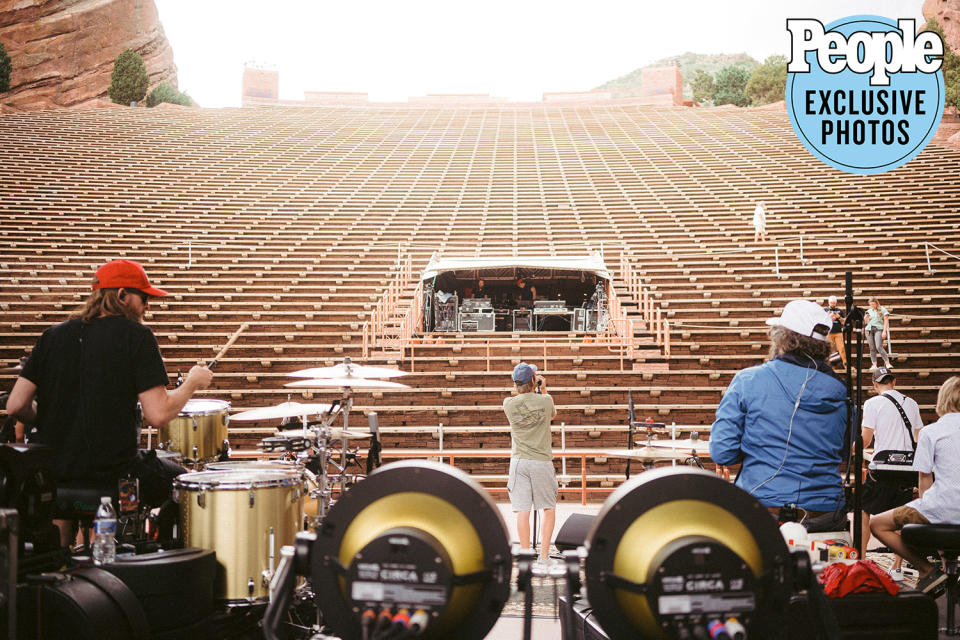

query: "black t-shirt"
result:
(824, 305), (845, 334)
(21, 316), (168, 481)
(516, 284), (533, 301)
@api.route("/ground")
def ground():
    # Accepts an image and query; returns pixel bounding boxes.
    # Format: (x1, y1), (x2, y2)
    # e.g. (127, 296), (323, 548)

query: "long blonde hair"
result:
(70, 284), (140, 323)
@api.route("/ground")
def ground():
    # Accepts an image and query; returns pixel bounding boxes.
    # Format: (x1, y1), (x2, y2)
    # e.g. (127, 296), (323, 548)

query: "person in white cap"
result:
(503, 361), (557, 573)
(710, 300), (847, 529)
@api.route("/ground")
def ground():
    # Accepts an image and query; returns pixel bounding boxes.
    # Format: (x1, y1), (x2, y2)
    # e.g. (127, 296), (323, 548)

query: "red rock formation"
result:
(0, 0), (177, 111)
(924, 0), (960, 52)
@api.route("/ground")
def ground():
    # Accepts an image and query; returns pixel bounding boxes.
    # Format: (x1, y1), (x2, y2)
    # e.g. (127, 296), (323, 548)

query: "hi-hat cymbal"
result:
(288, 362), (409, 379)
(285, 377), (411, 389)
(272, 428), (373, 440)
(231, 402), (336, 421)
(602, 447), (686, 462)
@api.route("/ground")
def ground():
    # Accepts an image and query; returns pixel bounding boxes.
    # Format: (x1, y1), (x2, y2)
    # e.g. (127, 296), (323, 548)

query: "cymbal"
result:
(285, 377), (411, 389)
(272, 428), (373, 440)
(601, 447), (686, 462)
(231, 402), (336, 421)
(641, 439), (712, 454)
(288, 362), (409, 379)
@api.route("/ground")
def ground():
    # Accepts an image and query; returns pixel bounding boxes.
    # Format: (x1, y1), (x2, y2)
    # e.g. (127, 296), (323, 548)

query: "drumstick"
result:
(207, 323), (249, 369)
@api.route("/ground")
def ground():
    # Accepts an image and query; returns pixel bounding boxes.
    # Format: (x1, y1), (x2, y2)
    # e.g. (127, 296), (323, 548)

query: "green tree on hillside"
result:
(146, 82), (193, 107)
(691, 69), (715, 105)
(714, 65), (751, 107)
(0, 42), (11, 94)
(923, 18), (960, 110)
(746, 55), (787, 106)
(108, 49), (149, 106)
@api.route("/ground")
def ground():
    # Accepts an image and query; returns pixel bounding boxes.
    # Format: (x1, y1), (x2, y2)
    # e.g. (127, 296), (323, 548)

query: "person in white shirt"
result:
(871, 376), (960, 596)
(859, 367), (923, 579)
(753, 201), (768, 242)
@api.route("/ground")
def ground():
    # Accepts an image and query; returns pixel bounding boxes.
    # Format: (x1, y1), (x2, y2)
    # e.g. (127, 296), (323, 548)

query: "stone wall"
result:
(640, 65), (682, 106)
(0, 0), (177, 111)
(924, 0), (960, 52)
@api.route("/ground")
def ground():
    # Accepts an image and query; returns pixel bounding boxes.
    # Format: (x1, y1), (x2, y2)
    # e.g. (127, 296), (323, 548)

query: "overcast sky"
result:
(154, 0), (926, 107)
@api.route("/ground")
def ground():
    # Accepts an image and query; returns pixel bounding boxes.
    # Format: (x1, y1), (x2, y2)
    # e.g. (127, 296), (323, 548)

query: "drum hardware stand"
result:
(337, 390), (353, 496)
(218, 439), (231, 462)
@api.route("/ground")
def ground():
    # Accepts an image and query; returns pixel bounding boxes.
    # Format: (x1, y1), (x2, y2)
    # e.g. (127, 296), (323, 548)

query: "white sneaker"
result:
(869, 364), (878, 371)
(531, 559), (549, 576)
(889, 568), (904, 582)
(547, 558), (567, 577)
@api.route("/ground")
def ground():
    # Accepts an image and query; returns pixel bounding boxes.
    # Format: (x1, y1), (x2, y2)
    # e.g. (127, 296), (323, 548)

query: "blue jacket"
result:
(710, 357), (848, 511)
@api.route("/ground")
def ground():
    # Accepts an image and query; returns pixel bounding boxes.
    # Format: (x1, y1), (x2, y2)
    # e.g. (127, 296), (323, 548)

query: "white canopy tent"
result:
(419, 252), (611, 281)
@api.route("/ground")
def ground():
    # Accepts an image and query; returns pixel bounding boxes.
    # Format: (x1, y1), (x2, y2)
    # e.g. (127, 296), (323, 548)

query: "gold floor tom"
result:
(204, 460), (301, 475)
(160, 398), (230, 461)
(174, 469), (304, 604)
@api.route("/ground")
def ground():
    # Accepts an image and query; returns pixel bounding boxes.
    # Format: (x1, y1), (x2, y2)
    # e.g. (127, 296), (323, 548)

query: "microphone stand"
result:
(626, 391), (635, 480)
(843, 272), (866, 557)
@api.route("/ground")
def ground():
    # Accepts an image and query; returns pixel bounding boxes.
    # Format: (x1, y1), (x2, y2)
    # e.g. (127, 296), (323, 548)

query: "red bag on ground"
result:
(819, 559), (900, 597)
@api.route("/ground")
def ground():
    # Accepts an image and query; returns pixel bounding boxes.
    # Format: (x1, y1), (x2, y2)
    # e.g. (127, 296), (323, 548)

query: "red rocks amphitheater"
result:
(2, 101), (958, 501)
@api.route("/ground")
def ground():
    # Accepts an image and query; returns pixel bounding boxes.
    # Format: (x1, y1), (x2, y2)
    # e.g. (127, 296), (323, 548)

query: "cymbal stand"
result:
(307, 411), (340, 524)
(338, 388), (353, 496)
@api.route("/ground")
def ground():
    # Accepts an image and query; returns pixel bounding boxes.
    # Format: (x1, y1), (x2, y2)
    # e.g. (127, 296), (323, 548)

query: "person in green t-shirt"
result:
(503, 362), (557, 572)
(864, 297), (892, 370)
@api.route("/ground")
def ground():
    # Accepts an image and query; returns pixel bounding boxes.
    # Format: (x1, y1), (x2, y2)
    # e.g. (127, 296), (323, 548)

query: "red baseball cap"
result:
(92, 259), (168, 297)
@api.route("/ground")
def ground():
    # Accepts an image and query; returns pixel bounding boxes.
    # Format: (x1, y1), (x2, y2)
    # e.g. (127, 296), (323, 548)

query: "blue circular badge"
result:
(785, 15), (944, 174)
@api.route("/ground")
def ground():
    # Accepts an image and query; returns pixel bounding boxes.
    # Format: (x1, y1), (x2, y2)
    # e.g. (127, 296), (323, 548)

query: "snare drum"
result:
(160, 399), (230, 461)
(174, 470), (304, 604)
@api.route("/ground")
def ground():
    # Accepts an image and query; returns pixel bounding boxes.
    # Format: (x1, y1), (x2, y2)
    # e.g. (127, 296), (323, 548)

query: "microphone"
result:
(844, 271), (853, 314)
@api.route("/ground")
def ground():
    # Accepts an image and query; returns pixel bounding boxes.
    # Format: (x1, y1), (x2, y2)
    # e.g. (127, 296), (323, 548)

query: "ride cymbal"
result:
(285, 377), (410, 389)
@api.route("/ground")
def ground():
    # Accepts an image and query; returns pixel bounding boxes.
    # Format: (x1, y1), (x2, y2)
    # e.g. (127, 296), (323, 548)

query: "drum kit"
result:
(159, 357), (410, 610)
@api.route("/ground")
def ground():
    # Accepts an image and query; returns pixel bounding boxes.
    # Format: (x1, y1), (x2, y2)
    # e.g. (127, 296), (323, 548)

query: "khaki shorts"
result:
(892, 505), (930, 528)
(507, 458), (558, 512)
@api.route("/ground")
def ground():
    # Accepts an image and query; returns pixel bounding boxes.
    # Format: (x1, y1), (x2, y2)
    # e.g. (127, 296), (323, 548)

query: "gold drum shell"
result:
(174, 469), (304, 604)
(160, 398), (230, 461)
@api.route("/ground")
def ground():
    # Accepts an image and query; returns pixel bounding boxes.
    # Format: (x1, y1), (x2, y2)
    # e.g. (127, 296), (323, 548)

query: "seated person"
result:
(870, 376), (960, 596)
(710, 300), (847, 528)
(5, 260), (213, 545)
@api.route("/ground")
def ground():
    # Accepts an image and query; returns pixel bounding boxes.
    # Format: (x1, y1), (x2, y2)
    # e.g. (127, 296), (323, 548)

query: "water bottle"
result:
(92, 496), (116, 565)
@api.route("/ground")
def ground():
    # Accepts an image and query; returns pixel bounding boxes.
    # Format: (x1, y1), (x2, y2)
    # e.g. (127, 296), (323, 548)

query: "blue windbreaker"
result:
(710, 357), (848, 511)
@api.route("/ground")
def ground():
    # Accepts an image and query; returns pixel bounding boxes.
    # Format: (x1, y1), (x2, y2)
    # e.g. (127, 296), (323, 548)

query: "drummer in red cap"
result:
(6, 259), (213, 545)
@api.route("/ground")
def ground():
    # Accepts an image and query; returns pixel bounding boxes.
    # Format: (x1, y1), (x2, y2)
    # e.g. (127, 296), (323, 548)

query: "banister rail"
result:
(619, 252), (671, 359)
(362, 254), (414, 358)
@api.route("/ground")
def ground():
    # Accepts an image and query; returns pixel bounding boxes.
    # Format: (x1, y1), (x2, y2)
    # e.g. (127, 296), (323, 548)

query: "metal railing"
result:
(619, 253), (671, 358)
(361, 255), (414, 358)
(403, 332), (639, 373)
(924, 242), (960, 273)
